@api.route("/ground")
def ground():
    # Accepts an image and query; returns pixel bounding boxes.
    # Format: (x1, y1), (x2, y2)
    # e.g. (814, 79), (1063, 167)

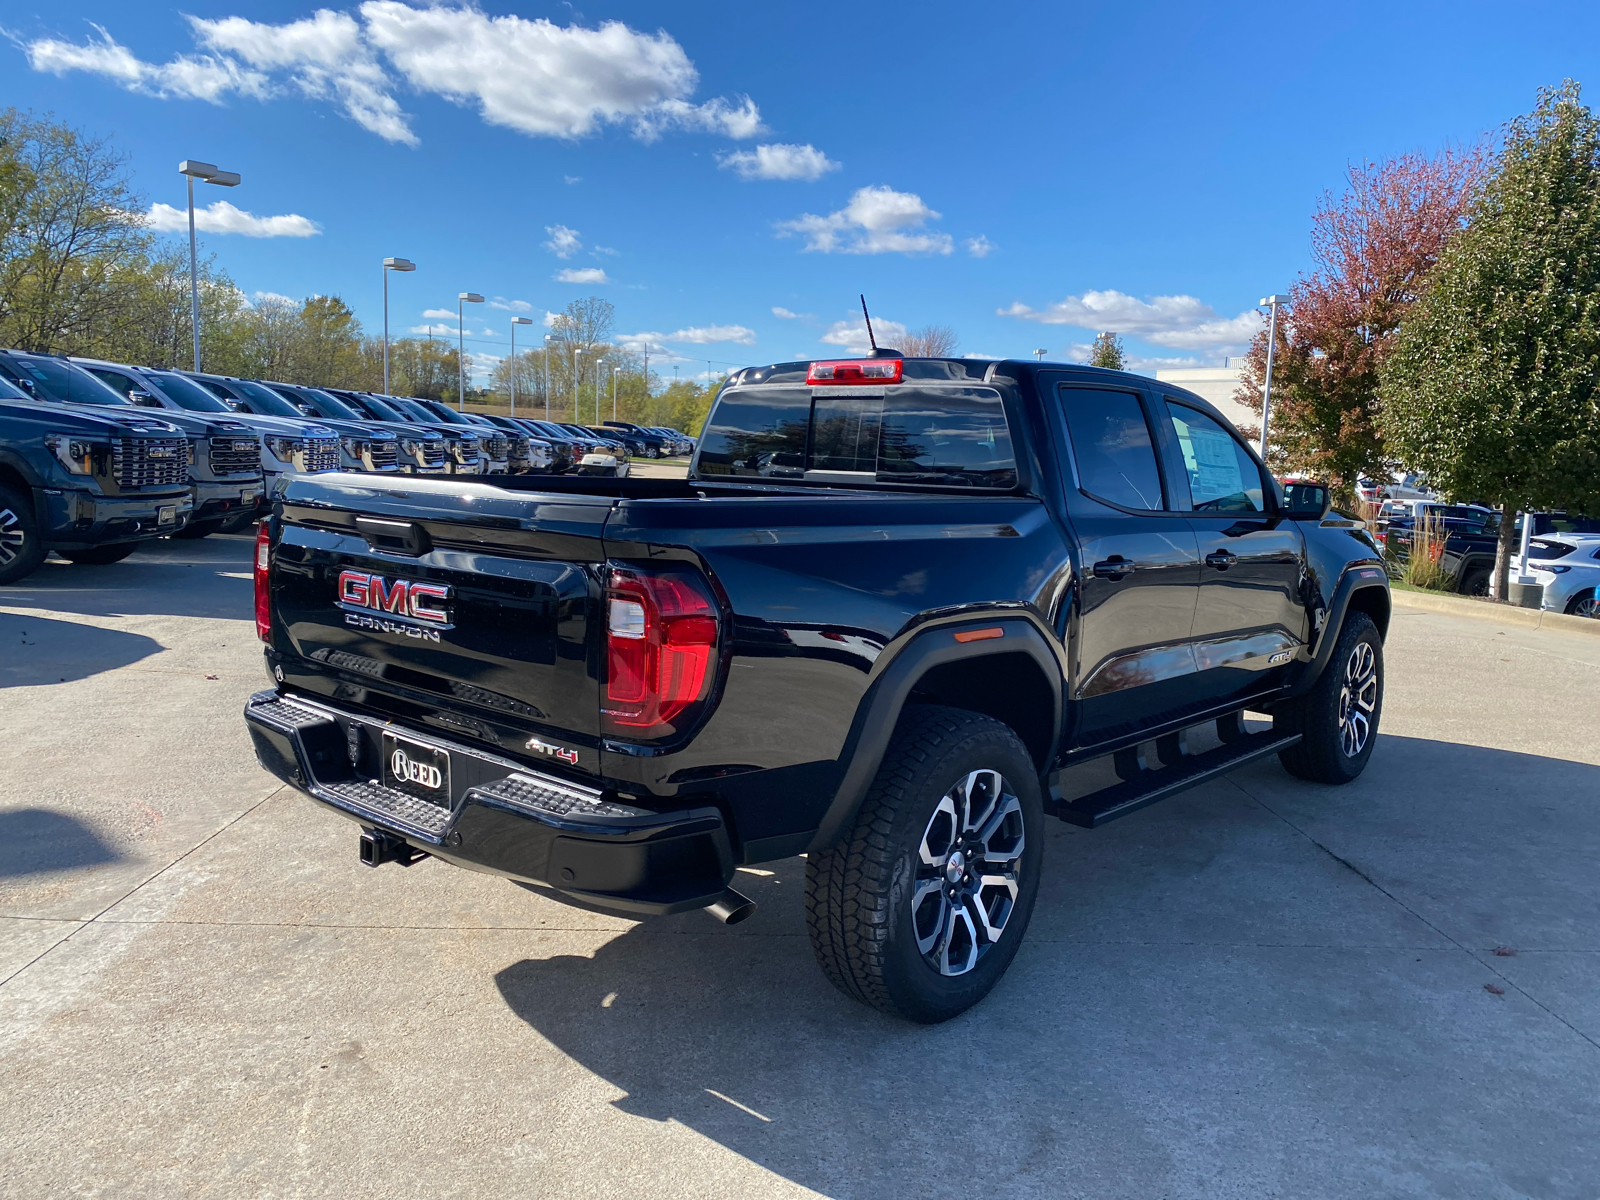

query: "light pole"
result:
(543, 334), (552, 420)
(177, 160), (240, 371)
(574, 348), (585, 423)
(1258, 294), (1289, 462)
(509, 317), (534, 416)
(612, 366), (619, 421)
(382, 257), (415, 395)
(1033, 348), (1048, 361)
(458, 292), (484, 411)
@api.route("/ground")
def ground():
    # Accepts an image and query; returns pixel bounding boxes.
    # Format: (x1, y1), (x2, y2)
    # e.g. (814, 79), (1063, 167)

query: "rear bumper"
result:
(243, 690), (735, 916)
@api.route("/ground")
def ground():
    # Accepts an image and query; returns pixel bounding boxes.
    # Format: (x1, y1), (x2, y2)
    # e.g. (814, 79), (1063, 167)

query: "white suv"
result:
(1516, 534), (1600, 618)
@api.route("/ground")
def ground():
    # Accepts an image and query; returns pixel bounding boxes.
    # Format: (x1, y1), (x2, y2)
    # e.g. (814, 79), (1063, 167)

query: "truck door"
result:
(1053, 382), (1202, 744)
(1157, 397), (1308, 707)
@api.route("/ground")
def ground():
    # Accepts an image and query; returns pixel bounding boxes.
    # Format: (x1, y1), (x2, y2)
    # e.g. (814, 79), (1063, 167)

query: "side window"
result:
(1165, 401), (1265, 513)
(1059, 387), (1164, 511)
(88, 368), (137, 398)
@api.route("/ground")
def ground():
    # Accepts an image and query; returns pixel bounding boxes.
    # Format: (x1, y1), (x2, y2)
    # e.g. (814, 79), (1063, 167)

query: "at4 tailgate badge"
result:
(337, 569), (452, 642)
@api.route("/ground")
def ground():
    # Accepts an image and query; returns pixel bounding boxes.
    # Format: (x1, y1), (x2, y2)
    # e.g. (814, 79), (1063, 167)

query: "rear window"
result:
(696, 385), (1016, 488)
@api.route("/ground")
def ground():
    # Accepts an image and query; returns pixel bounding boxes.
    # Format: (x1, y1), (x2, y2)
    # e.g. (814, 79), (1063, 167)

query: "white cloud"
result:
(250, 290), (297, 306)
(420, 308), (456, 319)
(544, 224), (582, 258)
(145, 200), (319, 238)
(20, 5), (762, 147)
(556, 267), (609, 284)
(542, 311), (560, 328)
(820, 316), (911, 355)
(592, 245), (619, 256)
(489, 297), (533, 312)
(965, 235), (995, 258)
(999, 289), (1263, 349)
(669, 325), (757, 345)
(771, 306), (811, 320)
(778, 186), (953, 256)
(409, 322), (455, 335)
(616, 332), (666, 353)
(564, 174), (581, 185)
(718, 142), (839, 182)
(21, 24), (269, 103)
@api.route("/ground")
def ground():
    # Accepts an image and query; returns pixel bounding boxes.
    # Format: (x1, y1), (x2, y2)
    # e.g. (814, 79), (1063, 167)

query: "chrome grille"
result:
(367, 441), (400, 471)
(452, 439), (481, 469)
(301, 439), (339, 473)
(208, 435), (262, 476)
(110, 437), (189, 490)
(482, 436), (510, 460)
(416, 440), (447, 470)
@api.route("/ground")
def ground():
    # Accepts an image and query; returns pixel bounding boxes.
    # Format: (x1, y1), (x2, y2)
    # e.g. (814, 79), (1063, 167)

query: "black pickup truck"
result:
(245, 355), (1389, 1022)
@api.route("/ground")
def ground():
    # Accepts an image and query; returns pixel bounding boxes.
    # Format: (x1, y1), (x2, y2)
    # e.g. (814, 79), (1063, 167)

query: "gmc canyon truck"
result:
(245, 354), (1390, 1022)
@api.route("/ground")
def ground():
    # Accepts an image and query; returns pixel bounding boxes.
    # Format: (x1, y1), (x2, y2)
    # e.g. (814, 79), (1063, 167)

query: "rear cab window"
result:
(696, 384), (1017, 489)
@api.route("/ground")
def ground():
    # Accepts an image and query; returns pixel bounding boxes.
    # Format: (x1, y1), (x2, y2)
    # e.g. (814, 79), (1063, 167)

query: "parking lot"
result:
(3, 532), (1599, 1199)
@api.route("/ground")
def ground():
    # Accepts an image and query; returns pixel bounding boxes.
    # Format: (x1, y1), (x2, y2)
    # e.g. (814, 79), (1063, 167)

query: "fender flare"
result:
(0, 448), (44, 493)
(805, 616), (1063, 854)
(1289, 567), (1390, 698)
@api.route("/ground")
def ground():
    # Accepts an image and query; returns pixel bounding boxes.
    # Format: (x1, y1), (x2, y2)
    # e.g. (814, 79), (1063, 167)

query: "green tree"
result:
(1236, 148), (1485, 499)
(1089, 331), (1125, 370)
(1381, 81), (1600, 599)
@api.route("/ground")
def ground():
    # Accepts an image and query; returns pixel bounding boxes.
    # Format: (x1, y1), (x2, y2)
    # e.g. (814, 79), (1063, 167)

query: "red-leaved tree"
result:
(1235, 148), (1488, 498)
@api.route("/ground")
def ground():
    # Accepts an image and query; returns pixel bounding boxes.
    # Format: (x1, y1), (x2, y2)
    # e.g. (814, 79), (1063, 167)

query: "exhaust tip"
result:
(706, 887), (757, 925)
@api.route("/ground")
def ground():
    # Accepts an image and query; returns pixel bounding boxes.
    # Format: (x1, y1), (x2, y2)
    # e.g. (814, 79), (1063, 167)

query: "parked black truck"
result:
(0, 374), (193, 584)
(245, 355), (1390, 1021)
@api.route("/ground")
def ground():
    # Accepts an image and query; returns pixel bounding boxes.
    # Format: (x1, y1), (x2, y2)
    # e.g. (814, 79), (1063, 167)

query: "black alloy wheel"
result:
(1459, 566), (1491, 596)
(0, 484), (47, 585)
(1273, 611), (1384, 784)
(806, 706), (1043, 1023)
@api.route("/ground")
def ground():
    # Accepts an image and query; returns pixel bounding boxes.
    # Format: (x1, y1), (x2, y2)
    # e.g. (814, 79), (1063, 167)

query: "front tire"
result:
(805, 706), (1043, 1023)
(0, 484), (47, 585)
(1274, 612), (1383, 784)
(56, 543), (138, 566)
(1565, 588), (1599, 619)
(1459, 565), (1490, 596)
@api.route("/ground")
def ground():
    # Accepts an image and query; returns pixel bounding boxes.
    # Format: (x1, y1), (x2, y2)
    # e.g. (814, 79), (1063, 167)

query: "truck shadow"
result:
(0, 532), (255, 622)
(494, 734), (1600, 1199)
(0, 809), (120, 877)
(0, 612), (163, 687)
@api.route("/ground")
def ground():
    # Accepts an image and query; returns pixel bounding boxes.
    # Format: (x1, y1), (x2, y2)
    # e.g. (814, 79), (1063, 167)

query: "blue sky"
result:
(7, 1), (1600, 382)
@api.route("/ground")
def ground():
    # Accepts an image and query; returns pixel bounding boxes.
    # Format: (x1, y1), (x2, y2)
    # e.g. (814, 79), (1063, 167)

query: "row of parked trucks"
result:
(0, 346), (693, 585)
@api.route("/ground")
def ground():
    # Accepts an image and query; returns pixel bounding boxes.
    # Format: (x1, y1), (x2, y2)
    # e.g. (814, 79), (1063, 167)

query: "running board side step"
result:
(1049, 729), (1301, 829)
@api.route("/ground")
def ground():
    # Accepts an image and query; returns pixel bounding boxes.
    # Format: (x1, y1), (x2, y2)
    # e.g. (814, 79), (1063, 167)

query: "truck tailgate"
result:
(272, 475), (612, 766)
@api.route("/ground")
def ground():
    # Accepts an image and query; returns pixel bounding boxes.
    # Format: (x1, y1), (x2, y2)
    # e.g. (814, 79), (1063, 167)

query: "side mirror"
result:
(17, 377), (36, 396)
(128, 390), (161, 407)
(1282, 482), (1331, 520)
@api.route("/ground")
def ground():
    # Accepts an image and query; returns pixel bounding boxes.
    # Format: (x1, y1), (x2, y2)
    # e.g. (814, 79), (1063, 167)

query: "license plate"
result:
(241, 488), (258, 503)
(158, 506), (177, 526)
(382, 732), (451, 808)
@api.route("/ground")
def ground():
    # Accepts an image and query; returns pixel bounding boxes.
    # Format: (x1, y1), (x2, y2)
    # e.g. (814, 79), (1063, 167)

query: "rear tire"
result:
(1566, 588), (1600, 619)
(57, 543), (138, 566)
(1459, 565), (1490, 596)
(1274, 612), (1383, 784)
(805, 706), (1043, 1024)
(0, 484), (47, 585)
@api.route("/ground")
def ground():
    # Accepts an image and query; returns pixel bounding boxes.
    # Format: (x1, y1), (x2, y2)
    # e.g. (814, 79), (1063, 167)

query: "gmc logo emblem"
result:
(337, 569), (451, 624)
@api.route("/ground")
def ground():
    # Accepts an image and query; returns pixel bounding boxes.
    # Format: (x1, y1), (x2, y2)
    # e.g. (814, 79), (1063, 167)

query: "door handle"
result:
(1092, 557), (1134, 580)
(1205, 551), (1237, 571)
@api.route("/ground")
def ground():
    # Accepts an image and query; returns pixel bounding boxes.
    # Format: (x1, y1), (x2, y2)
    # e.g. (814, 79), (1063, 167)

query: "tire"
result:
(173, 518), (224, 540)
(57, 542), (138, 566)
(0, 484), (47, 586)
(1459, 566), (1490, 596)
(1274, 612), (1383, 784)
(1566, 588), (1600, 619)
(805, 705), (1044, 1024)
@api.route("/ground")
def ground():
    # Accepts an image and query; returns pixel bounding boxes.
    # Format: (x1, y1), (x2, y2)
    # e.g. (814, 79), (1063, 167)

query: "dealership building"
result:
(1153, 364), (1256, 435)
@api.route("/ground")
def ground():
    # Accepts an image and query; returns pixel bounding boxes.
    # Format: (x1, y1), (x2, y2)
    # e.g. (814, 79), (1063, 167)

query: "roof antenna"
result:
(859, 293), (902, 359)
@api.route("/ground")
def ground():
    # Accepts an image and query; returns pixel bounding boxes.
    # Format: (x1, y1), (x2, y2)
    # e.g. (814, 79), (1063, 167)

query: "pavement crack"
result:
(1230, 776), (1600, 1056)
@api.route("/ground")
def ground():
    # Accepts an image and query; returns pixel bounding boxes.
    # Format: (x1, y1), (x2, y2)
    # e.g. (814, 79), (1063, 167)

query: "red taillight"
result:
(603, 565), (719, 736)
(807, 358), (903, 385)
(254, 521), (272, 643)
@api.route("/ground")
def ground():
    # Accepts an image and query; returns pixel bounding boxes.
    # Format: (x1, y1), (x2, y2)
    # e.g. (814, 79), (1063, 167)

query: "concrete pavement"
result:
(2, 534), (1598, 1198)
